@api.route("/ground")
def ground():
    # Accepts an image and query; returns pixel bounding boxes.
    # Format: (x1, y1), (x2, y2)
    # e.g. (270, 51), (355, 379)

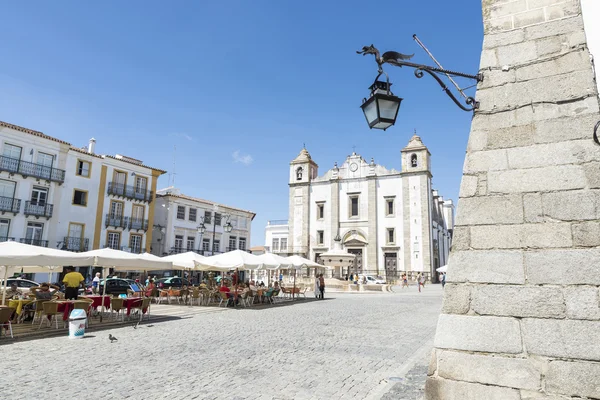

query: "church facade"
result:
(286, 134), (454, 281)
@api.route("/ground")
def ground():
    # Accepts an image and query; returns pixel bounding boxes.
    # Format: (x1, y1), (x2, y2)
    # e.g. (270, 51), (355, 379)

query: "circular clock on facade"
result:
(350, 163), (358, 172)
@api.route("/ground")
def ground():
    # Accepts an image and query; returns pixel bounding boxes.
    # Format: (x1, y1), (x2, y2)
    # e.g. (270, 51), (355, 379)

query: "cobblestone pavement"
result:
(2, 284), (442, 400)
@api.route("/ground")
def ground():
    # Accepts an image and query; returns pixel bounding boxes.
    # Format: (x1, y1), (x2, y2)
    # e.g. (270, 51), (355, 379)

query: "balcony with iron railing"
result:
(226, 246), (237, 252)
(129, 218), (149, 231)
(105, 214), (129, 229)
(0, 237), (15, 242)
(169, 247), (210, 256)
(20, 238), (49, 247)
(24, 201), (53, 218)
(0, 155), (65, 183)
(107, 182), (153, 203)
(63, 236), (89, 252)
(0, 196), (20, 214)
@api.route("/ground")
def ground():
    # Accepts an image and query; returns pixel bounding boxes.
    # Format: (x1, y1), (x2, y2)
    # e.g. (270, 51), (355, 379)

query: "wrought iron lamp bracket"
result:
(594, 120), (600, 146)
(358, 45), (483, 112)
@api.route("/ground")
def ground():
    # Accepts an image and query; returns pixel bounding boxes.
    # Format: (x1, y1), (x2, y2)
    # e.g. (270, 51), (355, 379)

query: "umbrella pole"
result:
(293, 269), (296, 300)
(1, 266), (8, 306)
(100, 266), (109, 322)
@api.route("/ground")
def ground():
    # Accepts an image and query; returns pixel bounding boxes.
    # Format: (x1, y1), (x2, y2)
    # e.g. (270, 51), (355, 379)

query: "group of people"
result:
(401, 272), (428, 292)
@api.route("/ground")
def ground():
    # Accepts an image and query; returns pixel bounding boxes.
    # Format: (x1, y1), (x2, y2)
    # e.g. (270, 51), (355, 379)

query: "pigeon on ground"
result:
(109, 334), (118, 343)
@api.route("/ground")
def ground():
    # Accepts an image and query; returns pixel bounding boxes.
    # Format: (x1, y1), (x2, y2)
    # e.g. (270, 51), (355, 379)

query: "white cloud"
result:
(232, 150), (254, 165)
(170, 133), (194, 141)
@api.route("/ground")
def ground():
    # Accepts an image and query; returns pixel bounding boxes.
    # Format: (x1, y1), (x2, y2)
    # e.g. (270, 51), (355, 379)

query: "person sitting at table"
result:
(249, 280), (257, 291)
(31, 283), (60, 300)
(2, 282), (22, 299)
(273, 281), (280, 290)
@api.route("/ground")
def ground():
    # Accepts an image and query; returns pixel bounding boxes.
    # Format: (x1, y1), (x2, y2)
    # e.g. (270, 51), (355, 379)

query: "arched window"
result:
(410, 154), (418, 168)
(296, 167), (303, 180)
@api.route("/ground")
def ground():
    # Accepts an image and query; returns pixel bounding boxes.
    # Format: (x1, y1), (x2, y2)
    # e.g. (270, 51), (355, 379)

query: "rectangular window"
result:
(317, 231), (324, 245)
(129, 234), (142, 254)
(387, 228), (395, 244)
(107, 232), (121, 250)
(213, 239), (220, 252)
(31, 187), (48, 206)
(109, 201), (124, 225)
(204, 211), (212, 224)
(76, 160), (91, 177)
(350, 196), (359, 217)
(228, 236), (237, 250)
(214, 213), (222, 226)
(386, 198), (395, 216)
(238, 237), (246, 251)
(317, 203), (324, 220)
(67, 223), (84, 251)
(176, 206), (185, 220)
(189, 208), (197, 222)
(280, 238), (287, 251)
(272, 238), (279, 252)
(175, 235), (184, 250)
(73, 190), (87, 206)
(202, 238), (210, 252)
(186, 236), (195, 251)
(26, 222), (44, 244)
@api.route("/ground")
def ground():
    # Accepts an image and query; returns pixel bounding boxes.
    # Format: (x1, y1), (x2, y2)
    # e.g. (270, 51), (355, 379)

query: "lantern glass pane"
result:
(361, 99), (378, 125)
(373, 121), (394, 130)
(377, 98), (400, 121)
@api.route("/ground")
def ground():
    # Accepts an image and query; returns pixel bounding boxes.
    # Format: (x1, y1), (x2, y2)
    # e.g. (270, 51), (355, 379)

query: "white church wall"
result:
(376, 176), (404, 272)
(309, 183), (331, 249)
(408, 175), (424, 272)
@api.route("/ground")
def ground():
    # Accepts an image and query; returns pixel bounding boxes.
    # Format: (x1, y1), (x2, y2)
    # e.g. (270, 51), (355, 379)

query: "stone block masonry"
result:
(425, 0), (600, 398)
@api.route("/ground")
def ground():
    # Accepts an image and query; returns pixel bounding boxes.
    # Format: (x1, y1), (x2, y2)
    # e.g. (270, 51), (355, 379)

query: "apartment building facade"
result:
(151, 187), (255, 257)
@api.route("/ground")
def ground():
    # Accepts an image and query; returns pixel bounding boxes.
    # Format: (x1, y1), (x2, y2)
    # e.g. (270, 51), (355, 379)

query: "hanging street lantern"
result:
(361, 73), (402, 131)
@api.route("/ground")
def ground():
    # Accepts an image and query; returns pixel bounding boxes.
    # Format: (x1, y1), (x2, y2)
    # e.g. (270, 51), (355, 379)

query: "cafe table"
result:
(8, 298), (33, 316)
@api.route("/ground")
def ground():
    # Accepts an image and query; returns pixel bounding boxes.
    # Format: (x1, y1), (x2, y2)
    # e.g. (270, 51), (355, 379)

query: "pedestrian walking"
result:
(318, 273), (325, 299)
(314, 275), (320, 299)
(402, 273), (408, 289)
(92, 272), (101, 294)
(442, 273), (446, 288)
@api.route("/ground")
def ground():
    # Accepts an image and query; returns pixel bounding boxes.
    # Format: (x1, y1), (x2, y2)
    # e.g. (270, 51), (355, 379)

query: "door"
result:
(0, 180), (16, 212)
(0, 219), (10, 240)
(348, 249), (363, 273)
(68, 224), (84, 251)
(385, 253), (398, 281)
(109, 202), (124, 225)
(36, 152), (54, 179)
(134, 176), (147, 199)
(113, 171), (126, 195)
(25, 222), (44, 245)
(2, 144), (21, 172)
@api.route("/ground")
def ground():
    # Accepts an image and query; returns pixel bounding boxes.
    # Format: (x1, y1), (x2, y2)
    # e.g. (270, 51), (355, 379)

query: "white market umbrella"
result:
(195, 250), (266, 271)
(80, 248), (172, 271)
(286, 255), (327, 269)
(0, 241), (95, 305)
(162, 252), (207, 270)
(436, 265), (448, 273)
(255, 253), (293, 270)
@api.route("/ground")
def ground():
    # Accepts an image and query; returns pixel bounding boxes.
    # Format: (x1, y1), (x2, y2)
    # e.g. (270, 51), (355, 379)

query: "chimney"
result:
(88, 138), (96, 154)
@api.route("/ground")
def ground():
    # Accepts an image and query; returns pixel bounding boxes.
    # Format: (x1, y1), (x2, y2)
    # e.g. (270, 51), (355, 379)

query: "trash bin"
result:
(68, 309), (87, 339)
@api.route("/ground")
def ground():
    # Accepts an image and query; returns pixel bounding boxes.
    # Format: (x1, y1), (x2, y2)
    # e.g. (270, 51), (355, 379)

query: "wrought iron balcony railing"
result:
(105, 214), (129, 229)
(107, 182), (153, 202)
(0, 237), (15, 242)
(0, 155), (65, 183)
(0, 196), (20, 214)
(129, 218), (149, 231)
(20, 238), (49, 247)
(24, 201), (53, 218)
(170, 247), (207, 256)
(63, 236), (89, 252)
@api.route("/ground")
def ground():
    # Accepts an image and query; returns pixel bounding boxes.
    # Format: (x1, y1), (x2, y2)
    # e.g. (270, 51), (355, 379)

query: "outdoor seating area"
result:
(0, 242), (328, 341)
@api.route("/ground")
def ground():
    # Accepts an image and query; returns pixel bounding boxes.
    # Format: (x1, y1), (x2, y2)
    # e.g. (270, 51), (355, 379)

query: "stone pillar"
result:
(426, 1), (600, 399)
(367, 177), (378, 273)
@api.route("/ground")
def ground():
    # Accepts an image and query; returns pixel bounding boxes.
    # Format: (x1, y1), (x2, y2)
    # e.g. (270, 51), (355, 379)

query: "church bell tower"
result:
(288, 147), (318, 257)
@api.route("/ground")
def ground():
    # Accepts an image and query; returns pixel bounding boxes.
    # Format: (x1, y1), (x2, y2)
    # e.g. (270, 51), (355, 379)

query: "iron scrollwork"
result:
(357, 44), (483, 112)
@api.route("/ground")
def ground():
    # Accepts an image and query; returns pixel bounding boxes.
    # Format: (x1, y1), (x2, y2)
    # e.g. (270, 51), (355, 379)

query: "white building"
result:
(151, 187), (255, 257)
(0, 120), (166, 280)
(264, 220), (289, 254)
(273, 134), (454, 281)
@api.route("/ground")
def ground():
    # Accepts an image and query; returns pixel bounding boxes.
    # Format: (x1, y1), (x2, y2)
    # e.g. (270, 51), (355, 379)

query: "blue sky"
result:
(0, 1), (484, 246)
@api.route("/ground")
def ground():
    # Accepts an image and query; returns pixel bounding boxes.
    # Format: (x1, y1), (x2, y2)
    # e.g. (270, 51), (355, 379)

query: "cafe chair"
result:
(39, 302), (62, 330)
(0, 307), (15, 338)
